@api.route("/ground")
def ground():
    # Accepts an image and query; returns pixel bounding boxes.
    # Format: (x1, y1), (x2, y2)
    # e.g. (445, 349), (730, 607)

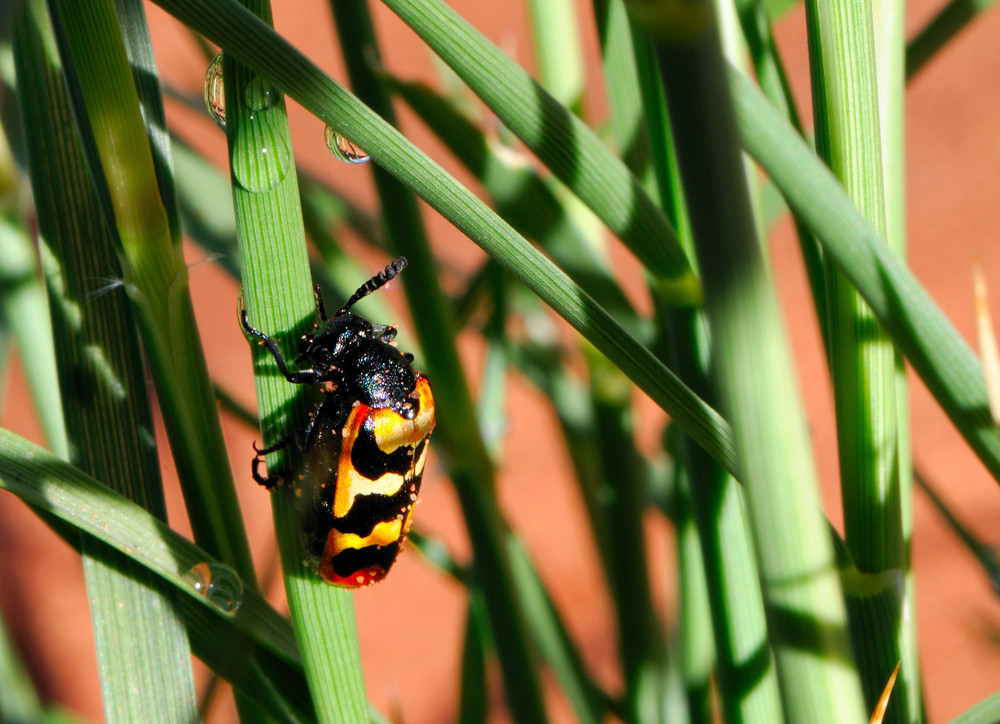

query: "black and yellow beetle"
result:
(240, 258), (435, 587)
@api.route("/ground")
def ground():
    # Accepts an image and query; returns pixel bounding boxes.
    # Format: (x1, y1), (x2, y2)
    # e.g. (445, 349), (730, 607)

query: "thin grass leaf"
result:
(0, 216), (67, 455)
(913, 469), (1000, 591)
(643, 3), (867, 717)
(525, 0), (585, 110)
(327, 4), (548, 720)
(150, 0), (739, 481)
(804, 0), (912, 712)
(0, 428), (319, 720)
(386, 76), (647, 340)
(0, 612), (45, 722)
(729, 68), (1000, 486)
(948, 689), (1000, 723)
(14, 2), (198, 719)
(216, 0), (368, 716)
(46, 0), (256, 582)
(905, 0), (1000, 78)
(598, 3), (782, 719)
(379, 0), (699, 301)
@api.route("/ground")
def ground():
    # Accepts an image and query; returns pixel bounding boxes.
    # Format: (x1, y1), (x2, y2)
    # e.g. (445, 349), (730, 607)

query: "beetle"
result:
(240, 257), (435, 587)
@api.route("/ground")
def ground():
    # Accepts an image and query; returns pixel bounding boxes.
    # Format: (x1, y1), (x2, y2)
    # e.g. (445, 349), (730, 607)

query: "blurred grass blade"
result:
(525, 0), (585, 110)
(0, 427), (322, 719)
(913, 469), (1000, 590)
(46, 0), (256, 580)
(905, 0), (999, 78)
(596, 2), (782, 719)
(730, 68), (1000, 486)
(387, 76), (648, 341)
(949, 691), (1000, 724)
(0, 612), (44, 723)
(149, 0), (740, 480)
(973, 263), (1000, 424)
(644, 2), (867, 717)
(0, 216), (67, 455)
(507, 536), (611, 724)
(379, 0), (700, 301)
(458, 595), (489, 724)
(14, 1), (197, 719)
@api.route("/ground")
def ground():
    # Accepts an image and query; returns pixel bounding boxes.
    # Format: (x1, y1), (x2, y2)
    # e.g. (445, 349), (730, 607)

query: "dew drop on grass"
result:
(324, 126), (370, 164)
(244, 76), (281, 112)
(203, 53), (226, 130)
(183, 562), (243, 613)
(232, 109), (292, 192)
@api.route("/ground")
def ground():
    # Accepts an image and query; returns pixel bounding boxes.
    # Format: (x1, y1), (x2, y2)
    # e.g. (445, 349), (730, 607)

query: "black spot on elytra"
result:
(350, 423), (414, 479)
(332, 485), (414, 536)
(330, 542), (401, 579)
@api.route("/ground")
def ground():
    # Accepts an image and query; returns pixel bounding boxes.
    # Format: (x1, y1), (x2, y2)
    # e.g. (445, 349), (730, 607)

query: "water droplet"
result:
(204, 53), (227, 130)
(244, 76), (281, 111)
(231, 110), (292, 192)
(324, 126), (370, 164)
(184, 562), (243, 613)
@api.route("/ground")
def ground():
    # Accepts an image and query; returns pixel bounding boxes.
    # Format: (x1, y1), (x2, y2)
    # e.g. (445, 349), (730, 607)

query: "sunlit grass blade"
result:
(525, 0), (585, 110)
(0, 428), (319, 719)
(328, 3), (548, 719)
(803, 0), (911, 711)
(729, 68), (1000, 486)
(378, 0), (699, 301)
(216, 0), (368, 716)
(150, 0), (739, 480)
(948, 691), (1000, 724)
(14, 2), (198, 719)
(597, 2), (782, 719)
(46, 0), (255, 583)
(643, 2), (867, 717)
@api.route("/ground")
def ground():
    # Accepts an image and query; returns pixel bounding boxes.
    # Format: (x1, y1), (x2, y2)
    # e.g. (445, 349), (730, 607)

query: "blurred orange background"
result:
(2, 1), (1000, 721)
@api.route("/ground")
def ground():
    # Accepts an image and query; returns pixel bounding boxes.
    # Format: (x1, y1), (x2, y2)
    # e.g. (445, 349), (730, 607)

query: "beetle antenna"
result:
(336, 257), (407, 316)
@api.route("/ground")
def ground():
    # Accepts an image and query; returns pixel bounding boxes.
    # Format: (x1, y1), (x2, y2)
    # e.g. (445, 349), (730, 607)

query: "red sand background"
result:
(2, 1), (1000, 721)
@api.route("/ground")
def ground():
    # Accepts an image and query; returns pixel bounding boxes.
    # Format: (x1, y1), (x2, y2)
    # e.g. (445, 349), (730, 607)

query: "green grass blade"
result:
(644, 3), (867, 718)
(905, 0), (1000, 78)
(217, 1), (368, 714)
(14, 2), (198, 719)
(46, 0), (255, 580)
(729, 68), (1000, 486)
(525, 0), (585, 110)
(386, 76), (647, 340)
(0, 216), (67, 455)
(328, 4), (549, 719)
(804, 0), (912, 712)
(948, 691), (1000, 724)
(596, 3), (782, 719)
(378, 0), (700, 301)
(148, 0), (739, 480)
(457, 597), (489, 724)
(0, 428), (317, 720)
(0, 612), (45, 722)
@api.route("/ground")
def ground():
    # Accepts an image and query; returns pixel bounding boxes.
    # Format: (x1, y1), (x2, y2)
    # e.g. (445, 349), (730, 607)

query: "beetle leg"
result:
(240, 308), (326, 384)
(251, 437), (291, 489)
